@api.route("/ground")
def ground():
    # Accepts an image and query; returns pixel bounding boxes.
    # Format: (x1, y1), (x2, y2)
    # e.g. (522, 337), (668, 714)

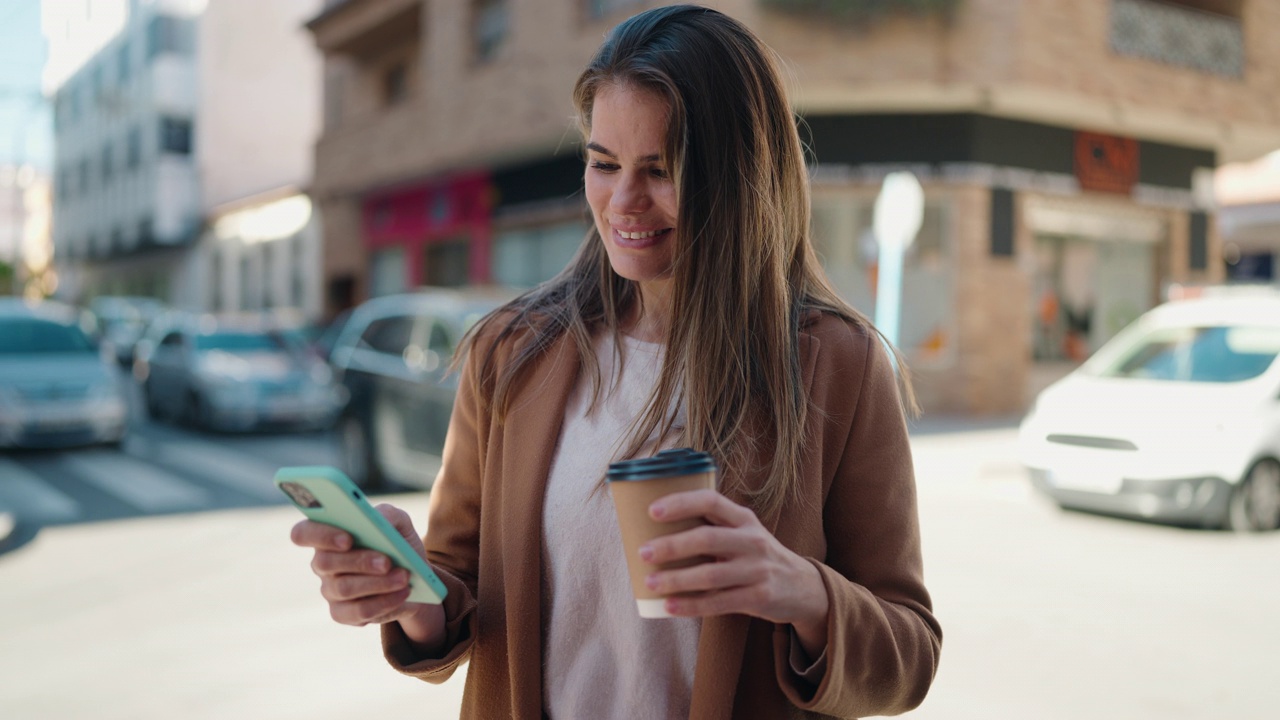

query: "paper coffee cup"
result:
(607, 448), (717, 618)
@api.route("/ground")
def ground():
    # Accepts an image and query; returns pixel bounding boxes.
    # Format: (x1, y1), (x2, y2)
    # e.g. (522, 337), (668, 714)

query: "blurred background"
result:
(2, 1), (1280, 718)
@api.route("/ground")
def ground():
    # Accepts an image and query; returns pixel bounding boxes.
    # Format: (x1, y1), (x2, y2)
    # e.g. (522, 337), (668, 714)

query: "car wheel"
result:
(339, 414), (382, 490)
(1226, 459), (1280, 532)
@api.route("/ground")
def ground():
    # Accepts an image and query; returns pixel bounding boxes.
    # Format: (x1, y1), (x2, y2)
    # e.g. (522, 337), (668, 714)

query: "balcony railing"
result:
(1110, 0), (1243, 78)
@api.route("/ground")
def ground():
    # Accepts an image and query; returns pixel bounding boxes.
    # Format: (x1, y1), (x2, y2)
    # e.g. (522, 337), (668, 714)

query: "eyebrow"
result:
(586, 142), (661, 164)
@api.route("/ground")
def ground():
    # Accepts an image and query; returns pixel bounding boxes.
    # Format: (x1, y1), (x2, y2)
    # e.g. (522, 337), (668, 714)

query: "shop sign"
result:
(1074, 131), (1139, 195)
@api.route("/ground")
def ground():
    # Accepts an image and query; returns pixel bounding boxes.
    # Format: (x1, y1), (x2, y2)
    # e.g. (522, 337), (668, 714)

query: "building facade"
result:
(46, 0), (326, 321)
(307, 0), (1280, 415)
(48, 0), (202, 304)
(194, 0), (324, 321)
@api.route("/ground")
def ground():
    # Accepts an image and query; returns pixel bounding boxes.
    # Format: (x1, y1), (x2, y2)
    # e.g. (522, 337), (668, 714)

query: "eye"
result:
(589, 161), (619, 173)
(649, 167), (670, 180)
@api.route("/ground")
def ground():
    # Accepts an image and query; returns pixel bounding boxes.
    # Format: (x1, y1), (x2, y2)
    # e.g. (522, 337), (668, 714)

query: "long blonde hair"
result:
(460, 4), (914, 519)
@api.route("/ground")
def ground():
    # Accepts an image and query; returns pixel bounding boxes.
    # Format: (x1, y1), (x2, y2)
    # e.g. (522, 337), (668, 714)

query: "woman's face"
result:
(584, 83), (679, 290)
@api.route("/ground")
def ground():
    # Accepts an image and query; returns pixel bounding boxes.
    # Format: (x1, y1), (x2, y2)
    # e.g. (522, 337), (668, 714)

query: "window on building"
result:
(118, 41), (131, 83)
(424, 239), (470, 287)
(126, 125), (142, 168)
(147, 15), (194, 60)
(473, 0), (509, 63)
(810, 191), (956, 367)
(383, 62), (409, 106)
(1110, 0), (1243, 77)
(78, 158), (91, 195)
(492, 221), (588, 287)
(370, 247), (407, 297)
(138, 217), (154, 246)
(101, 143), (114, 182)
(91, 63), (105, 102)
(159, 117), (193, 155)
(586, 0), (646, 20)
(68, 84), (80, 123)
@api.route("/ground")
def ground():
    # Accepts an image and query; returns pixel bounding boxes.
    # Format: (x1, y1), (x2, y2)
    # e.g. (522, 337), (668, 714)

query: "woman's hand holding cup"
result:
(639, 489), (831, 661)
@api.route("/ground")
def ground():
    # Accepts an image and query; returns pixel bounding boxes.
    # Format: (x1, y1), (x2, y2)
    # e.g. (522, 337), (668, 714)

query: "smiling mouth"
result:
(612, 227), (673, 248)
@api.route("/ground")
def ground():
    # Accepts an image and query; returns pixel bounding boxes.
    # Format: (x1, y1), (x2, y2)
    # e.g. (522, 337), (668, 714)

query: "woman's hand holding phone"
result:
(290, 503), (448, 657)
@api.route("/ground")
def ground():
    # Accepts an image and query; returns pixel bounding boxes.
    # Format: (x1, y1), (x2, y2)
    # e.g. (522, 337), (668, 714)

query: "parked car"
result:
(89, 295), (167, 366)
(1019, 288), (1280, 532)
(328, 287), (517, 489)
(0, 298), (129, 449)
(134, 313), (345, 432)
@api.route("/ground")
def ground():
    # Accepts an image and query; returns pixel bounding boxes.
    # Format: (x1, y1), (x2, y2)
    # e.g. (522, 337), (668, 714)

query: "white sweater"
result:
(540, 332), (700, 719)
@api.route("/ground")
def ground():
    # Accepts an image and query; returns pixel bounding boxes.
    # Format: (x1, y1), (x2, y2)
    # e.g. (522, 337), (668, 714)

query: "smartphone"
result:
(274, 465), (447, 605)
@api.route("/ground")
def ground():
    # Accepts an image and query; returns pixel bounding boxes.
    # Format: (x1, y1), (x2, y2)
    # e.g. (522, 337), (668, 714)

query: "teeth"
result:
(618, 229), (663, 239)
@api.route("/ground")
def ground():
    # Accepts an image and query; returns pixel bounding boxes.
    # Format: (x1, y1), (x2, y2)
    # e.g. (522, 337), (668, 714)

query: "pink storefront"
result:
(361, 172), (493, 291)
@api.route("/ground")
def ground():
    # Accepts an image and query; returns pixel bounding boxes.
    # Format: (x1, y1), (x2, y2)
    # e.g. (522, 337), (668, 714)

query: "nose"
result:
(609, 171), (653, 216)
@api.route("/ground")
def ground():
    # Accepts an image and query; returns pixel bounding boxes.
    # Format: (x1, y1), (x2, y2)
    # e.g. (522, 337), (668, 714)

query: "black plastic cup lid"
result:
(606, 448), (717, 482)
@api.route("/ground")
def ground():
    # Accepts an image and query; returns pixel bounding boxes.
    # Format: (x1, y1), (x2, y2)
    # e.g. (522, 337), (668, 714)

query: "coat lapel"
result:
(499, 332), (580, 716)
(689, 328), (821, 719)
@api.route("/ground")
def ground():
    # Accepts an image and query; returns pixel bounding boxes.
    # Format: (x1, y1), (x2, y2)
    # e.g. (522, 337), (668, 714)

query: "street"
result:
(1, 415), (1278, 719)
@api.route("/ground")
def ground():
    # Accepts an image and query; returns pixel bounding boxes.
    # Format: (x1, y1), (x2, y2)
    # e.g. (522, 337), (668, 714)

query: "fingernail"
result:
(645, 574), (659, 590)
(374, 557), (389, 572)
(650, 503), (665, 519)
(335, 536), (351, 551)
(639, 544), (654, 562)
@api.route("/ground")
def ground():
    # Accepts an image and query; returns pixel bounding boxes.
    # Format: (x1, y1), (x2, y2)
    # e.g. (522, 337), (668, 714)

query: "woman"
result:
(292, 5), (941, 718)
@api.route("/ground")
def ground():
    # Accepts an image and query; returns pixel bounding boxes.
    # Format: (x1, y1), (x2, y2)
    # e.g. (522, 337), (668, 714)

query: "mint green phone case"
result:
(274, 466), (447, 604)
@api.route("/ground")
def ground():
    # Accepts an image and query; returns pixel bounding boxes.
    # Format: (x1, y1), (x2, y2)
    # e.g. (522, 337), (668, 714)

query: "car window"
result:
(1100, 325), (1280, 383)
(359, 316), (415, 356)
(427, 320), (454, 356)
(0, 319), (96, 354)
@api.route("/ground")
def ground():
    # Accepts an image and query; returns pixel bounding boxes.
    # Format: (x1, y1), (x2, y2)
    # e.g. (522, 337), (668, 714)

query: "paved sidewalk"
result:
(0, 494), (468, 720)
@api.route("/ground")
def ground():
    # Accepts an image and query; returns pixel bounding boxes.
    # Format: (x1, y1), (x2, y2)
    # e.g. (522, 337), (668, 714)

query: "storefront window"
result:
(370, 247), (407, 297)
(1032, 236), (1156, 361)
(492, 221), (587, 288)
(811, 192), (956, 366)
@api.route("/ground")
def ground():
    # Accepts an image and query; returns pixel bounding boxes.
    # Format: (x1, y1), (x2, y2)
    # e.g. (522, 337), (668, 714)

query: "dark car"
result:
(327, 287), (515, 489)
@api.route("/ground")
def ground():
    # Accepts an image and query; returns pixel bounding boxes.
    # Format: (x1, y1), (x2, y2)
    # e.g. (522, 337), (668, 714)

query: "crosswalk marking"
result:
(128, 435), (286, 502)
(62, 451), (212, 513)
(0, 458), (80, 523)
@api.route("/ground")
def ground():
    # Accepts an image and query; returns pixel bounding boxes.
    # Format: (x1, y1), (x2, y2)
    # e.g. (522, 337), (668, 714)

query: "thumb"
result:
(375, 503), (426, 554)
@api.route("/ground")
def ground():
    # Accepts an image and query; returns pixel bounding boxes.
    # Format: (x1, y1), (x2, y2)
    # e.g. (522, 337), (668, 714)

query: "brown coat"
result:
(381, 311), (942, 719)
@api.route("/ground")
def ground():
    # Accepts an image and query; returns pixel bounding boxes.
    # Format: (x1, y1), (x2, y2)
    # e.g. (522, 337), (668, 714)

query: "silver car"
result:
(135, 314), (345, 432)
(0, 298), (129, 448)
(328, 287), (516, 489)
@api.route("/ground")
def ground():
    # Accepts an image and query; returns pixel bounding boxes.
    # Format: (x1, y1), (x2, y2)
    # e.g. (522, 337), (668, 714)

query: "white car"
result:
(1019, 289), (1280, 532)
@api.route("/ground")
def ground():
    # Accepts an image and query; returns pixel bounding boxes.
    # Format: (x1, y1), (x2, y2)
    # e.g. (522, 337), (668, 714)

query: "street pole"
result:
(872, 171), (925, 364)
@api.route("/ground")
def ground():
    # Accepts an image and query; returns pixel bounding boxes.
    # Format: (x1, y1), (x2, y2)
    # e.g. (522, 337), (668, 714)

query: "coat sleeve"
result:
(380, 336), (489, 683)
(775, 328), (943, 716)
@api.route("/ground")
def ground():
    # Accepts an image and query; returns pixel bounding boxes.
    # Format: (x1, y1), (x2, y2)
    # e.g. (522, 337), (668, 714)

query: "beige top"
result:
(540, 332), (700, 719)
